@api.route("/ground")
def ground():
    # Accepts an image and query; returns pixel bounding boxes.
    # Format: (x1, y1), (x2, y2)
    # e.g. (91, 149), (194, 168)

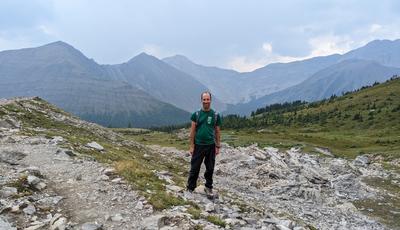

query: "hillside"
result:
(223, 76), (400, 159)
(1, 97), (398, 229)
(227, 59), (400, 115)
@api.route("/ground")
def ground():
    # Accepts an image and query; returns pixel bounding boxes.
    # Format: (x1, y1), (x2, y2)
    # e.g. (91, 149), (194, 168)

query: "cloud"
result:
(227, 35), (358, 72)
(227, 42), (305, 72)
(369, 24), (383, 33)
(262, 43), (273, 53)
(308, 35), (354, 56)
(37, 25), (57, 36)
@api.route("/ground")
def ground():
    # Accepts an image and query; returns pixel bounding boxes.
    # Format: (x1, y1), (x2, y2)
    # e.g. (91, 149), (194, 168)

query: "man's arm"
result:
(189, 121), (196, 155)
(215, 126), (221, 155)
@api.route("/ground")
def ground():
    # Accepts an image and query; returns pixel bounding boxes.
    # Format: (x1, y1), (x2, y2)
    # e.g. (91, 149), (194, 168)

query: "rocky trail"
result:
(1, 98), (400, 229)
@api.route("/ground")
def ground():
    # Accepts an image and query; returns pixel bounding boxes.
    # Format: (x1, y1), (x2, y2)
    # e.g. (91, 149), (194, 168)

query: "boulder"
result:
(86, 142), (104, 151)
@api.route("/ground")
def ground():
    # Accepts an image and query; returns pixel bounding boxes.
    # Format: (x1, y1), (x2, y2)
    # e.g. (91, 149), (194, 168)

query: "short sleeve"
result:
(190, 112), (196, 122)
(216, 113), (222, 126)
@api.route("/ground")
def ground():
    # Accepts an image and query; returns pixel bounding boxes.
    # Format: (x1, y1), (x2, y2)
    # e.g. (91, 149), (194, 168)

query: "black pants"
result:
(187, 144), (216, 191)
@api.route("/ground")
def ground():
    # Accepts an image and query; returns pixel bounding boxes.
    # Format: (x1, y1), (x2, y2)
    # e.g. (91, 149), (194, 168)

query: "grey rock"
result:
(37, 196), (63, 207)
(81, 222), (103, 230)
(24, 223), (46, 230)
(0, 119), (15, 129)
(135, 201), (144, 210)
(293, 227), (307, 230)
(86, 142), (104, 151)
(103, 168), (116, 176)
(34, 182), (46, 190)
(50, 136), (64, 144)
(49, 214), (67, 230)
(0, 187), (18, 198)
(111, 213), (124, 222)
(353, 155), (370, 167)
(111, 178), (122, 184)
(276, 225), (291, 230)
(98, 175), (109, 181)
(278, 220), (294, 228)
(11, 204), (21, 213)
(23, 204), (36, 215)
(166, 185), (183, 192)
(27, 175), (41, 185)
(0, 150), (26, 165)
(205, 203), (215, 212)
(0, 216), (16, 230)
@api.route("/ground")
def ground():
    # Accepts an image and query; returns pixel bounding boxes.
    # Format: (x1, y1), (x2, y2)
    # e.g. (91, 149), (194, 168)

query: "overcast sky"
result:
(1, 0), (400, 72)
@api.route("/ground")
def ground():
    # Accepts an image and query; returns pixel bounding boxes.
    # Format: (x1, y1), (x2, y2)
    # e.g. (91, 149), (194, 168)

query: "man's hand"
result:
(215, 146), (220, 155)
(189, 145), (194, 156)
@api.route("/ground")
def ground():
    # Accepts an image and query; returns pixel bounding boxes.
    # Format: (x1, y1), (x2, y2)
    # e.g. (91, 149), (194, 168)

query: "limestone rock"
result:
(23, 204), (36, 215)
(0, 216), (16, 230)
(0, 187), (18, 198)
(81, 222), (103, 230)
(86, 142), (104, 151)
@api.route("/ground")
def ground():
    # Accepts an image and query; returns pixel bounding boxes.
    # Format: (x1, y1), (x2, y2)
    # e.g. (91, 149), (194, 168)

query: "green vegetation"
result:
(1, 98), (191, 211)
(206, 215), (226, 228)
(6, 175), (33, 197)
(187, 206), (202, 219)
(221, 77), (400, 159)
(354, 177), (400, 229)
(115, 129), (189, 151)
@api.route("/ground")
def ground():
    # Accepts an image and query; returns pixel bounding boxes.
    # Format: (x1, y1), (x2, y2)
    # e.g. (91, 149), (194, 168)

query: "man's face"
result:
(202, 93), (211, 110)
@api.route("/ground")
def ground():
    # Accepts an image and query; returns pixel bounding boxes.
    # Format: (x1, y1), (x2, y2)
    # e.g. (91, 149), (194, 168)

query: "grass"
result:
(115, 129), (188, 151)
(6, 175), (33, 197)
(353, 177), (400, 229)
(2, 98), (191, 211)
(187, 206), (201, 219)
(222, 77), (400, 160)
(221, 127), (400, 160)
(206, 215), (226, 228)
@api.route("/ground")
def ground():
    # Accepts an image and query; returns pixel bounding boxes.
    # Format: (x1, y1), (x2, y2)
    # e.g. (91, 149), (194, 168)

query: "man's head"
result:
(201, 91), (212, 111)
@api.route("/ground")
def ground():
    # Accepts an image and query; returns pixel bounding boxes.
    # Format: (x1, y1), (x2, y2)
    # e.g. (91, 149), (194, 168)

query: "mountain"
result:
(235, 54), (342, 102)
(162, 55), (240, 104)
(341, 39), (400, 68)
(163, 54), (342, 104)
(227, 59), (400, 115)
(0, 41), (190, 127)
(235, 39), (400, 103)
(226, 76), (400, 131)
(105, 53), (226, 112)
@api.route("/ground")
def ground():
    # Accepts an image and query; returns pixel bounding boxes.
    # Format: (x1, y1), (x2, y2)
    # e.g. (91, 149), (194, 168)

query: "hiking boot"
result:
(204, 187), (214, 199)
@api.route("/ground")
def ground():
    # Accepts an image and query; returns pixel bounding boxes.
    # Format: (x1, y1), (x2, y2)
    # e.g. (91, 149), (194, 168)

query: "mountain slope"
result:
(235, 54), (342, 102)
(250, 76), (400, 130)
(163, 55), (240, 104)
(213, 39), (400, 105)
(106, 53), (226, 112)
(341, 39), (400, 68)
(227, 59), (400, 115)
(222, 76), (400, 161)
(0, 42), (190, 127)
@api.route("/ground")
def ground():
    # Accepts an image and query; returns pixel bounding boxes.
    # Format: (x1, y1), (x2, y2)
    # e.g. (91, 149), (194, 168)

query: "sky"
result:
(1, 0), (400, 72)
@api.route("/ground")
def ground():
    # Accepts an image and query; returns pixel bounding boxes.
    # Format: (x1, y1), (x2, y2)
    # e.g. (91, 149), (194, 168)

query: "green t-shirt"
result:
(191, 109), (222, 145)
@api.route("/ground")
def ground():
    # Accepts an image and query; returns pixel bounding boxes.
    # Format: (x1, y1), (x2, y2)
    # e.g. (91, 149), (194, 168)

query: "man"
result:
(187, 91), (222, 198)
